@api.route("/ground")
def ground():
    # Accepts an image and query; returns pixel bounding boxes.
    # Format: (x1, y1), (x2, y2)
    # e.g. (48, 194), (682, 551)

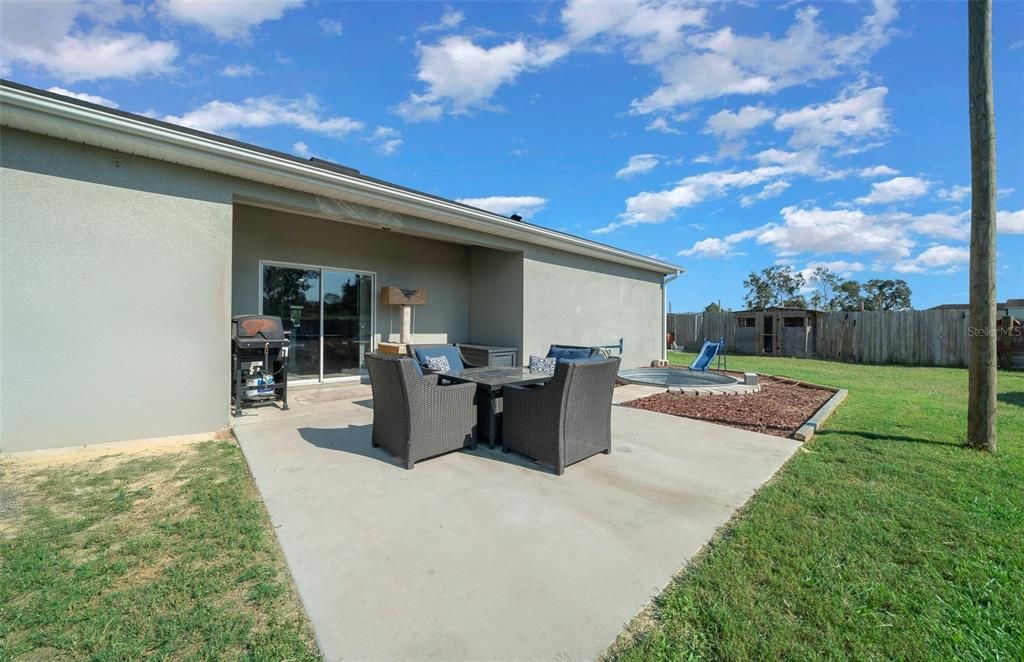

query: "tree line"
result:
(703, 265), (913, 313)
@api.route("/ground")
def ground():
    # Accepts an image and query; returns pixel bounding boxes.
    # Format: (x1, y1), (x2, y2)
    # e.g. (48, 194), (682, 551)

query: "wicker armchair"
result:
(502, 357), (621, 475)
(365, 353), (477, 469)
(405, 343), (480, 375)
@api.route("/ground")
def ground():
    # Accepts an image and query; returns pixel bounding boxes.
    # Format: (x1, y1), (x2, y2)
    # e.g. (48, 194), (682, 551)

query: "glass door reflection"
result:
(322, 271), (373, 378)
(261, 263), (374, 382)
(261, 265), (321, 380)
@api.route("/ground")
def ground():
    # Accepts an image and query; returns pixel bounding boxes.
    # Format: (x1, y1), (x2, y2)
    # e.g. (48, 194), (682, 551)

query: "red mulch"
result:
(624, 377), (834, 438)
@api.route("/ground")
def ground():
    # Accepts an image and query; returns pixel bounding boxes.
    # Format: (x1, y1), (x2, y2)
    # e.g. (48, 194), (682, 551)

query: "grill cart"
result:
(231, 315), (290, 416)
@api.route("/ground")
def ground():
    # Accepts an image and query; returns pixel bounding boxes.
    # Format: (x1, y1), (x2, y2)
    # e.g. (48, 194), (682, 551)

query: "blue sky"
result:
(1, 0), (1021, 311)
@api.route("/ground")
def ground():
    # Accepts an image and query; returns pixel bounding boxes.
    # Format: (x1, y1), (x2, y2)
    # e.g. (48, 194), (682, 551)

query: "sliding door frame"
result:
(258, 259), (377, 385)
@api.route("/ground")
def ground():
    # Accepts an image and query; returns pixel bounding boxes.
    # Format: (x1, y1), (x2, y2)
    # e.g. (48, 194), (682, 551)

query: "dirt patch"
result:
(625, 377), (834, 438)
(2, 434), (219, 470)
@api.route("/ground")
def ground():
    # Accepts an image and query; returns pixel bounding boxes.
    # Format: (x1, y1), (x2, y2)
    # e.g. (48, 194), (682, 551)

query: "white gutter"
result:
(661, 272), (680, 361)
(0, 82), (684, 276)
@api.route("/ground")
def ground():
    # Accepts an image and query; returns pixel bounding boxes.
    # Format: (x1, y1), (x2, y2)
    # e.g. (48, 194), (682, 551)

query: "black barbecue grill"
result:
(231, 315), (290, 415)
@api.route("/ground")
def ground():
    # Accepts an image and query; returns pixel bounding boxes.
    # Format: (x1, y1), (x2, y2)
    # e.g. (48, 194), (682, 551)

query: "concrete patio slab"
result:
(610, 383), (666, 403)
(233, 387), (800, 661)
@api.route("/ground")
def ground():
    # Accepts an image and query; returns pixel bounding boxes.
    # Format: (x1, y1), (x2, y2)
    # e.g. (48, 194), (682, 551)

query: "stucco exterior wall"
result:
(522, 247), (664, 368)
(0, 128), (234, 451)
(468, 247), (524, 351)
(232, 204), (472, 345)
(1, 126), (670, 451)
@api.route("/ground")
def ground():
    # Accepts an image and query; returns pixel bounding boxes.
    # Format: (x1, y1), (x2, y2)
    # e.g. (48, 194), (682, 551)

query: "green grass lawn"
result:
(612, 353), (1023, 661)
(0, 441), (319, 660)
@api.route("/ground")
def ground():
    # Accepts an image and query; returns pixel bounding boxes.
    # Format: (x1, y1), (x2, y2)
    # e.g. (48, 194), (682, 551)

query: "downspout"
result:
(662, 271), (681, 362)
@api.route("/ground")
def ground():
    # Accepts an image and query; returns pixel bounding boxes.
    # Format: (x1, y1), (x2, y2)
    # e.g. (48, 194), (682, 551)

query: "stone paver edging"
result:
(794, 388), (848, 442)
(667, 382), (761, 397)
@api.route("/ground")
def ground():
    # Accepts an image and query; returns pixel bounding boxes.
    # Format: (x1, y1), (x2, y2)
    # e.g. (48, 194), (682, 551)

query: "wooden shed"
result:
(734, 307), (820, 357)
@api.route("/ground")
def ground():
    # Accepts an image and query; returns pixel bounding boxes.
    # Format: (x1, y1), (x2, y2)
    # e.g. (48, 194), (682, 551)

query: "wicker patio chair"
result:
(405, 343), (481, 375)
(502, 356), (621, 475)
(365, 353), (477, 469)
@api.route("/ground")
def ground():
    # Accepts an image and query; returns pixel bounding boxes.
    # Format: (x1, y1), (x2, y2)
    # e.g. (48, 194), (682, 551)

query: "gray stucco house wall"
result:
(1, 81), (680, 452)
(2, 128), (235, 450)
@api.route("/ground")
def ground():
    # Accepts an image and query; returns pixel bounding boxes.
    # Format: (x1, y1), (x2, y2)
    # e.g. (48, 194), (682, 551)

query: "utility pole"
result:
(967, 0), (997, 451)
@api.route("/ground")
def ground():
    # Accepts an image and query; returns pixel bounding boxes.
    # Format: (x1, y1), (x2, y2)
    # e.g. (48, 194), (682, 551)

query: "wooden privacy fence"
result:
(667, 312), (737, 350)
(668, 309), (971, 367)
(815, 310), (969, 366)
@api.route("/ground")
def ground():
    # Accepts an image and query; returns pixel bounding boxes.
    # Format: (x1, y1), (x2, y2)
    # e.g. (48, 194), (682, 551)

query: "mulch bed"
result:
(624, 377), (834, 438)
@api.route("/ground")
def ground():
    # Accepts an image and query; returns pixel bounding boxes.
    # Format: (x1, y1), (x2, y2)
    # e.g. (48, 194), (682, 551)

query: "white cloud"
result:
(998, 208), (1024, 234)
(893, 245), (969, 274)
(0, 1), (178, 82)
(937, 184), (970, 202)
(803, 260), (866, 277)
(597, 149), (829, 233)
(739, 180), (791, 207)
(562, 0), (706, 64)
(156, 0), (306, 40)
(292, 141), (311, 157)
(670, 202), (1004, 271)
(47, 86), (118, 108)
(221, 63), (257, 77)
(394, 36), (568, 121)
(677, 237), (739, 258)
(895, 211), (968, 240)
(162, 95), (363, 138)
(645, 116), (682, 134)
(616, 154), (661, 179)
(677, 227), (763, 258)
(674, 204), (973, 267)
(419, 8), (464, 32)
(368, 126), (403, 155)
(628, 0), (897, 113)
(704, 105), (775, 140)
(858, 165), (899, 178)
(854, 176), (930, 205)
(756, 206), (914, 259)
(774, 84), (890, 150)
(456, 195), (548, 217)
(319, 18), (343, 36)
(392, 93), (444, 122)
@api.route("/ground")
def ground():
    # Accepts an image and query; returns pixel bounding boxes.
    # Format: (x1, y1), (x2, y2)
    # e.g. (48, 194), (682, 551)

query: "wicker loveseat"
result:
(502, 356), (620, 475)
(365, 353), (477, 469)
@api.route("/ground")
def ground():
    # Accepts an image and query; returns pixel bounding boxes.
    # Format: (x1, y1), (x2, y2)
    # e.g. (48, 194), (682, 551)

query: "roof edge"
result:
(0, 79), (683, 276)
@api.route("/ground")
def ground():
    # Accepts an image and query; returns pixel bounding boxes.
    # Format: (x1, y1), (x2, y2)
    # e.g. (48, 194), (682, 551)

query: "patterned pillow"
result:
(528, 355), (556, 374)
(426, 355), (452, 373)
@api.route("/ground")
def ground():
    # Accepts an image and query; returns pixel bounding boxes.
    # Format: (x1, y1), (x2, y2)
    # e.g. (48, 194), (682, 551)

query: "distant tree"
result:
(741, 267), (912, 312)
(831, 280), (864, 311)
(807, 267), (843, 311)
(743, 271), (774, 309)
(704, 302), (722, 313)
(743, 266), (806, 309)
(862, 279), (913, 311)
(782, 295), (809, 309)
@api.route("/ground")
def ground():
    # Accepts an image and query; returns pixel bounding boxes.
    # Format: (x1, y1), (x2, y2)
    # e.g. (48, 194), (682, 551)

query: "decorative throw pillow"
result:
(528, 355), (556, 374)
(426, 355), (452, 373)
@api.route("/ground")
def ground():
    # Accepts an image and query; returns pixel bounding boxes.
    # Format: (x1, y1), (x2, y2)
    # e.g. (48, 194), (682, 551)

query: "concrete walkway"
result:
(234, 385), (800, 661)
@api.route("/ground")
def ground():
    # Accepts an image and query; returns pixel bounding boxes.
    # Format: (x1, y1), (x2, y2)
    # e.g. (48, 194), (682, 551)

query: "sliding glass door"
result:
(261, 262), (374, 383)
(322, 270), (373, 378)
(261, 265), (321, 380)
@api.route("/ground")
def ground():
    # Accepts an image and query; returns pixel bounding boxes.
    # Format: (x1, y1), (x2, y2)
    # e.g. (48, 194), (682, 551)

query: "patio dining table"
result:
(442, 367), (552, 448)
